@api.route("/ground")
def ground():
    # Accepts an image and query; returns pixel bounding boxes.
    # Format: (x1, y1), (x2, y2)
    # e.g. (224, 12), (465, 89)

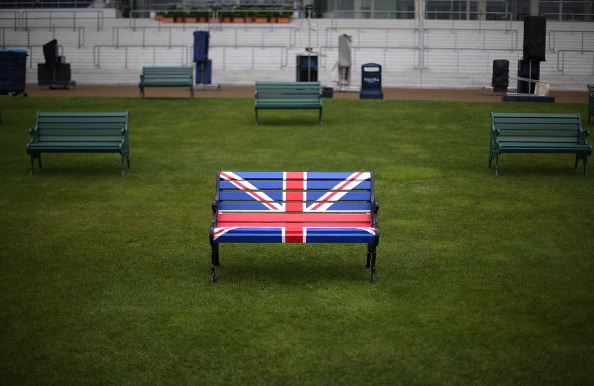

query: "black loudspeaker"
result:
(492, 60), (509, 92)
(43, 39), (60, 69)
(523, 16), (546, 61)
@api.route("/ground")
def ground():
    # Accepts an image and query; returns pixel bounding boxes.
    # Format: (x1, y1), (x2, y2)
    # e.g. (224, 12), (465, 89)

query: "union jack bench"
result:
(209, 171), (380, 283)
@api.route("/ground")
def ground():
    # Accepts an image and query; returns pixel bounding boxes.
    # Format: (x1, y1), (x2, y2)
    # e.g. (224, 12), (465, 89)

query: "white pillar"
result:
(415, 0), (425, 20)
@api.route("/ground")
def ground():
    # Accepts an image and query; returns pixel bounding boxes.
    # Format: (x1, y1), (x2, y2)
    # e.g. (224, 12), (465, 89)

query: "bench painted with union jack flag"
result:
(254, 82), (323, 125)
(209, 171), (380, 283)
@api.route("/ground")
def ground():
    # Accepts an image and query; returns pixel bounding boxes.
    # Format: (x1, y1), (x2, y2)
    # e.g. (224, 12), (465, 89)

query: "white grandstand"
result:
(1, 3), (593, 91)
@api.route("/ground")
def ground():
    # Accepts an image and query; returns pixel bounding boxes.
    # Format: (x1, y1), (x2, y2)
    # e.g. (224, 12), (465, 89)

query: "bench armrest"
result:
(371, 200), (380, 227)
(580, 129), (590, 143)
(28, 128), (38, 142)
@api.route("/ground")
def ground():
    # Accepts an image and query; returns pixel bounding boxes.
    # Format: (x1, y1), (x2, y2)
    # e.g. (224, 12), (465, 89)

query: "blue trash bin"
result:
(360, 63), (383, 99)
(0, 49), (28, 96)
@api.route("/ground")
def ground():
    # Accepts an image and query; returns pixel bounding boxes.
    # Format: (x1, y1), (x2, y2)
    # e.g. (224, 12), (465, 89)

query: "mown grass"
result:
(1, 95), (593, 385)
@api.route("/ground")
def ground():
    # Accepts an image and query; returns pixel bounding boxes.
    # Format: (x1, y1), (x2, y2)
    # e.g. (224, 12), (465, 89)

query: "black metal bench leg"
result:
(366, 244), (372, 268)
(495, 155), (499, 176)
(210, 242), (219, 283)
(30, 154), (42, 175)
(368, 244), (377, 284)
(584, 156), (588, 176)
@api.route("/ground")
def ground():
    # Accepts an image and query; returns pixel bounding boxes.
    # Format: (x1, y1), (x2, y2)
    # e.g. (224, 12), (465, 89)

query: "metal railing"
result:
(112, 24), (297, 48)
(0, 0), (94, 7)
(0, 10), (20, 29)
(548, 30), (594, 53)
(91, 43), (290, 70)
(212, 45), (289, 70)
(1, 25), (84, 48)
(557, 49), (594, 74)
(22, 9), (104, 30)
(93, 44), (190, 68)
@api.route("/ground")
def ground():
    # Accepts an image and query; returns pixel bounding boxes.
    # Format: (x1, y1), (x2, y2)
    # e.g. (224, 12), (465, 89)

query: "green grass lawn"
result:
(1, 95), (593, 384)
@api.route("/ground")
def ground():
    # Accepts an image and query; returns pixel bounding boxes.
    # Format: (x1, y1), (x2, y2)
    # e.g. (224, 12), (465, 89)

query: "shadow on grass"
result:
(26, 156), (129, 177)
(211, 246), (375, 286)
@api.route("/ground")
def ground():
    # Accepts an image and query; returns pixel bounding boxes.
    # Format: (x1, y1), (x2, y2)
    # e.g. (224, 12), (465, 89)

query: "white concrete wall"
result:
(1, 10), (593, 90)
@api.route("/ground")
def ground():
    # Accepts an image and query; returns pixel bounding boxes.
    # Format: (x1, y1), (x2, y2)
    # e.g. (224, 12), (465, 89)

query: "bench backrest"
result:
(255, 82), (322, 100)
(214, 171), (377, 226)
(141, 66), (193, 80)
(33, 112), (128, 142)
(491, 113), (585, 144)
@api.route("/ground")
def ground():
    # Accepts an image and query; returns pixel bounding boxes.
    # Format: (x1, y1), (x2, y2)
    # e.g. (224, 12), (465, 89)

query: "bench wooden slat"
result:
(219, 191), (372, 201)
(489, 112), (591, 175)
(37, 130), (125, 136)
(218, 212), (372, 223)
(26, 111), (130, 175)
(209, 171), (380, 283)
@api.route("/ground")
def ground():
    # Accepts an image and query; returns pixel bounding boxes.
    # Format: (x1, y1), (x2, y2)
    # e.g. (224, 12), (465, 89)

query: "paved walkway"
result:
(24, 84), (588, 104)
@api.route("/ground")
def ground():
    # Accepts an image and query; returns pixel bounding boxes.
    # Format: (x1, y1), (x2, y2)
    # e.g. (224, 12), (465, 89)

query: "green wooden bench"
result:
(26, 112), (130, 176)
(588, 84), (594, 122)
(138, 66), (194, 98)
(489, 112), (591, 176)
(254, 81), (323, 125)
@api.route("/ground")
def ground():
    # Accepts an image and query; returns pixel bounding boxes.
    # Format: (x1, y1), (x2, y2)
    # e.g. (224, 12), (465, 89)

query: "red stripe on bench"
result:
(217, 222), (372, 227)
(218, 213), (372, 224)
(284, 172), (306, 242)
(285, 171), (305, 213)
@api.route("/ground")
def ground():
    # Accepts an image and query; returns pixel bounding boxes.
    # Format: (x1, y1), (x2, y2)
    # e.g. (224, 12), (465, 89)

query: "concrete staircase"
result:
(1, 8), (593, 91)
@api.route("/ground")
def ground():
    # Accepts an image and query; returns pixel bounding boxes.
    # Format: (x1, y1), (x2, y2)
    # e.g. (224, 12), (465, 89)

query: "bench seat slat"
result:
(212, 227), (377, 244)
(497, 130), (582, 137)
(38, 130), (125, 136)
(219, 180), (371, 191)
(219, 191), (371, 202)
(498, 137), (588, 147)
(219, 171), (369, 180)
(218, 213), (371, 223)
(218, 202), (372, 212)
